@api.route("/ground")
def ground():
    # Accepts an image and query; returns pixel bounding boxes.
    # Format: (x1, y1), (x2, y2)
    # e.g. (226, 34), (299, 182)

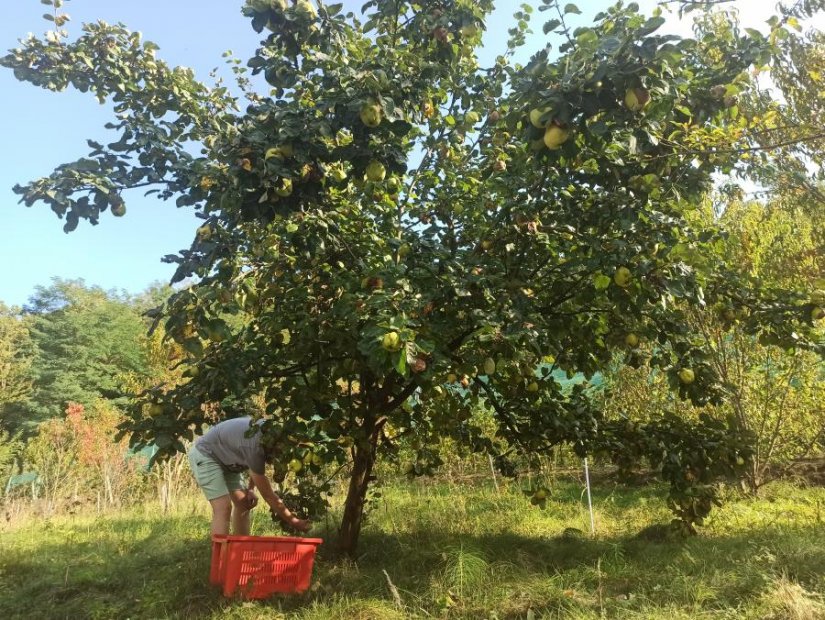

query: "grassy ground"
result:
(1, 478), (825, 619)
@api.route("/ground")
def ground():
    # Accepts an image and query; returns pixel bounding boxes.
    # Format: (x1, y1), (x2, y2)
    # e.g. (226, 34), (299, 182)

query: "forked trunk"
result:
(338, 436), (377, 556)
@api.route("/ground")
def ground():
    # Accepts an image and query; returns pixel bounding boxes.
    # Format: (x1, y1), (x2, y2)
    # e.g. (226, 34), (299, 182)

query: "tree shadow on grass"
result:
(2, 514), (824, 619)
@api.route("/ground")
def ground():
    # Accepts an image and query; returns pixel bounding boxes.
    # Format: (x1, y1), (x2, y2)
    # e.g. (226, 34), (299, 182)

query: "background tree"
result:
(4, 0), (824, 553)
(0, 303), (33, 434)
(699, 194), (825, 492)
(601, 192), (825, 494)
(18, 279), (153, 430)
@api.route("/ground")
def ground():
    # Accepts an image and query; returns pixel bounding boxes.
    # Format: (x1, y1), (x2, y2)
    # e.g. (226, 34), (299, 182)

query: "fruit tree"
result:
(4, 0), (824, 553)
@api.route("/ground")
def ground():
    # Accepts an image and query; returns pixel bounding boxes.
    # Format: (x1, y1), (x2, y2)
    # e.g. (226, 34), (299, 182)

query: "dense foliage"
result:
(3, 0), (824, 552)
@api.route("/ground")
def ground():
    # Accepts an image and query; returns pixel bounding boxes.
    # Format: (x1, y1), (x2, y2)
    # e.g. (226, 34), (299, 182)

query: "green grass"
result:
(2, 479), (825, 619)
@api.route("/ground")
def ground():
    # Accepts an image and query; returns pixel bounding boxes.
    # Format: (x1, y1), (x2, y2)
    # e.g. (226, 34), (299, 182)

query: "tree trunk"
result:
(744, 461), (762, 496)
(338, 437), (377, 556)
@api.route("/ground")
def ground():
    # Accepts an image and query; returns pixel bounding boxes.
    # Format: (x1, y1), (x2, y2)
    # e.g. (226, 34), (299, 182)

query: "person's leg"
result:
(188, 446), (232, 537)
(225, 472), (251, 535)
(229, 489), (251, 535)
(209, 495), (232, 536)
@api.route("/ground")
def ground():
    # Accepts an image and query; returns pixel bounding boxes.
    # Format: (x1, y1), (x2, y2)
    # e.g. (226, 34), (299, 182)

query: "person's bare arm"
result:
(249, 471), (310, 532)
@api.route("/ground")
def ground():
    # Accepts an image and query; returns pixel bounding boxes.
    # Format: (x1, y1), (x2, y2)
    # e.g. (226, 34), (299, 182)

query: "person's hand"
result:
(244, 490), (258, 510)
(288, 516), (311, 533)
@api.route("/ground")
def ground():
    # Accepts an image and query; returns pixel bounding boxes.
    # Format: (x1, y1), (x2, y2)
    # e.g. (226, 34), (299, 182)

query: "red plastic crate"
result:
(210, 534), (323, 599)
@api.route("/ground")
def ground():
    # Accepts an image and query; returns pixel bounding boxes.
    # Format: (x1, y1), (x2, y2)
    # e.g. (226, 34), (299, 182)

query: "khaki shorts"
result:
(188, 445), (246, 501)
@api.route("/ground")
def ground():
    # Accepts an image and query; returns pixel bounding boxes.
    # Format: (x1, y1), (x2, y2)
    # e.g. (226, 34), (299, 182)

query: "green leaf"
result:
(593, 274), (611, 290)
(599, 37), (621, 54)
(183, 338), (204, 358)
(394, 349), (407, 376)
(543, 18), (561, 34)
(564, 3), (581, 15)
(637, 17), (665, 36)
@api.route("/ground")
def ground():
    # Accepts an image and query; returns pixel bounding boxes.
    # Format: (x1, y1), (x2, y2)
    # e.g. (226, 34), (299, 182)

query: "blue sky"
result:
(0, 0), (801, 307)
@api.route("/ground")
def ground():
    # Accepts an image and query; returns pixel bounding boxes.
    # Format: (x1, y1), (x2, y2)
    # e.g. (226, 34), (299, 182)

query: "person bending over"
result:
(188, 416), (310, 536)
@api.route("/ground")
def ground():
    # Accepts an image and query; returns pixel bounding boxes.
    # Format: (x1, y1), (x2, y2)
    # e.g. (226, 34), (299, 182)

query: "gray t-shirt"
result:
(194, 417), (267, 475)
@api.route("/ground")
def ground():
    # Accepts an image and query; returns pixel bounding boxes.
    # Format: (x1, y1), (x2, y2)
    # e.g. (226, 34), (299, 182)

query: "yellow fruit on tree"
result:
(812, 307), (825, 322)
(529, 107), (551, 128)
(329, 165), (348, 182)
(460, 24), (479, 38)
(527, 381), (539, 392)
(111, 199), (126, 217)
(543, 124), (570, 150)
(196, 224), (213, 241)
(274, 178), (293, 197)
(295, 0), (317, 19)
(614, 266), (632, 288)
(148, 404), (164, 417)
(359, 102), (382, 128)
(625, 333), (639, 348)
(382, 331), (402, 351)
(624, 87), (651, 112)
(366, 160), (387, 182)
(678, 368), (695, 384)
(288, 458), (303, 473)
(483, 357), (496, 375)
(265, 144), (293, 160)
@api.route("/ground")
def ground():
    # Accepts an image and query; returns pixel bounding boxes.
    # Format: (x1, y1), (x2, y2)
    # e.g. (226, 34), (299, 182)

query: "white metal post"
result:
(584, 458), (595, 536)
